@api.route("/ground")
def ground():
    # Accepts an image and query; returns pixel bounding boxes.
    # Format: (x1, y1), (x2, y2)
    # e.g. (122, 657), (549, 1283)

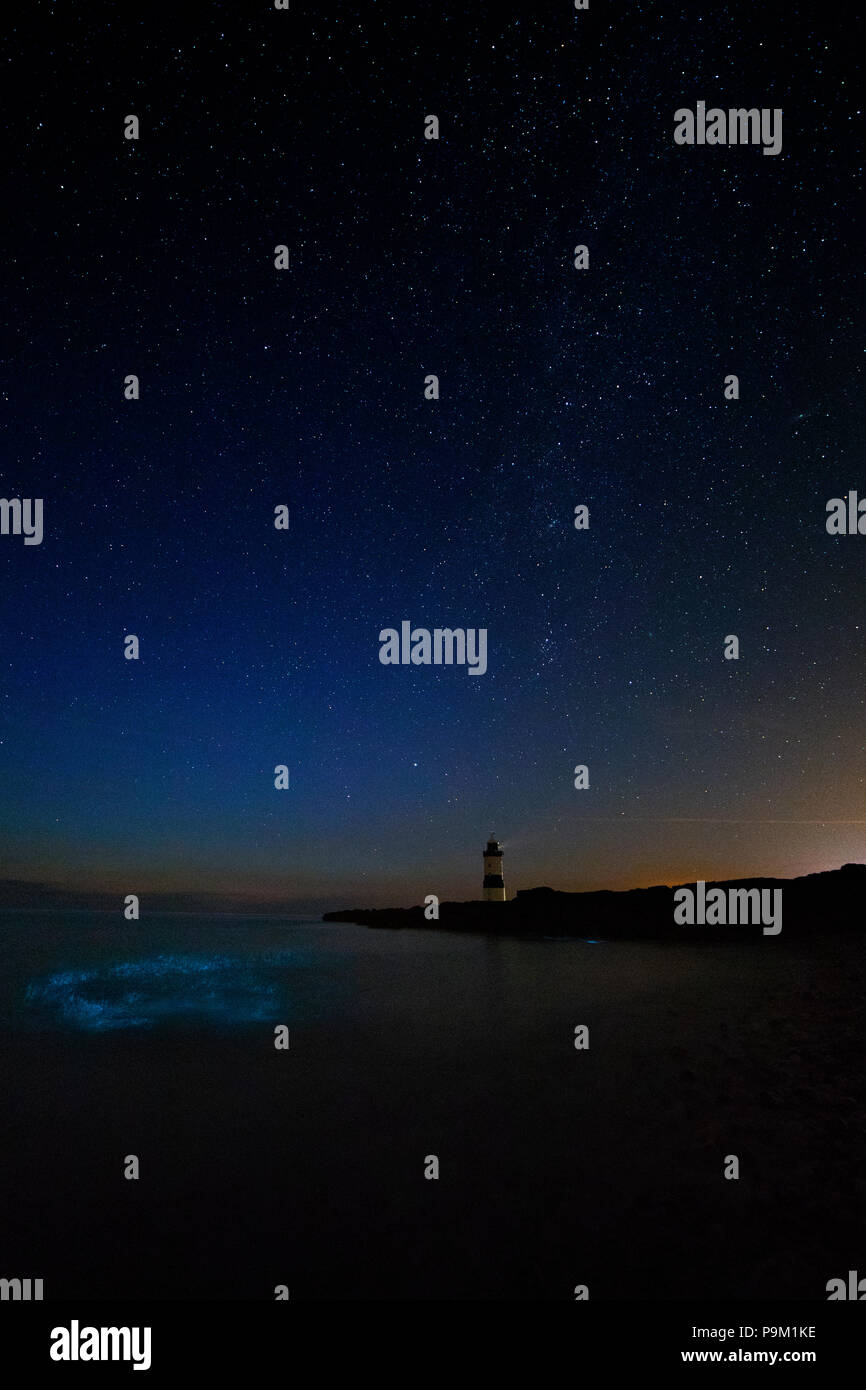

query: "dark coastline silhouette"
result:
(322, 863), (866, 939)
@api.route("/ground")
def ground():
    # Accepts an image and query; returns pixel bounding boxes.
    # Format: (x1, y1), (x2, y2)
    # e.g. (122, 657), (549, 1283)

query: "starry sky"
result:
(1, 1), (863, 910)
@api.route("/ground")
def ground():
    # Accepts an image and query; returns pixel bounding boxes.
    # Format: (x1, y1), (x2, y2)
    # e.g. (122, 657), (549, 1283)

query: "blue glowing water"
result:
(24, 951), (300, 1030)
(1, 912), (350, 1032)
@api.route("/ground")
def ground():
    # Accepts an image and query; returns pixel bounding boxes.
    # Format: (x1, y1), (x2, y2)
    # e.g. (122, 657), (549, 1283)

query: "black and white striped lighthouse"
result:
(482, 836), (506, 902)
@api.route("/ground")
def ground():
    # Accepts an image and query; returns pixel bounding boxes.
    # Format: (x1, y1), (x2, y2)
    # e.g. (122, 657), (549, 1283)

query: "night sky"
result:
(1, 1), (862, 909)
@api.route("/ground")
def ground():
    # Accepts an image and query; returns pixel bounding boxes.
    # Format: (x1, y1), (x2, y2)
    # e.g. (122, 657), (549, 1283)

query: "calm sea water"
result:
(2, 911), (354, 1032)
(0, 910), (858, 1299)
(0, 907), (736, 1034)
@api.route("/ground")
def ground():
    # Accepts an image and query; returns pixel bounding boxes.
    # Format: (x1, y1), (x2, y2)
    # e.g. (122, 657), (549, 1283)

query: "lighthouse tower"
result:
(482, 836), (506, 902)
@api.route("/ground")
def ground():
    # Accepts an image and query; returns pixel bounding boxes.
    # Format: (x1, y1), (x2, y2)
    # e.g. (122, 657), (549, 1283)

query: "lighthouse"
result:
(482, 836), (506, 902)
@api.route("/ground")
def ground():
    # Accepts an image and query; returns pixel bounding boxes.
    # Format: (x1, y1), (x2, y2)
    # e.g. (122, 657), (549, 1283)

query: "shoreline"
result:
(322, 863), (866, 940)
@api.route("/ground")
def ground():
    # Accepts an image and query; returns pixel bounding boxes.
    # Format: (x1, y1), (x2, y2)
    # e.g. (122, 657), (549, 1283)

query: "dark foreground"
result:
(0, 913), (863, 1299)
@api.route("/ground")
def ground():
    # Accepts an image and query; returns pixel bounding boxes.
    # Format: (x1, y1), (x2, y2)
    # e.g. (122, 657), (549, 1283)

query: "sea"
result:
(0, 909), (861, 1300)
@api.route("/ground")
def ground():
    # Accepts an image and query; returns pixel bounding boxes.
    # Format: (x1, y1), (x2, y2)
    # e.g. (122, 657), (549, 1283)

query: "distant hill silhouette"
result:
(322, 864), (866, 939)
